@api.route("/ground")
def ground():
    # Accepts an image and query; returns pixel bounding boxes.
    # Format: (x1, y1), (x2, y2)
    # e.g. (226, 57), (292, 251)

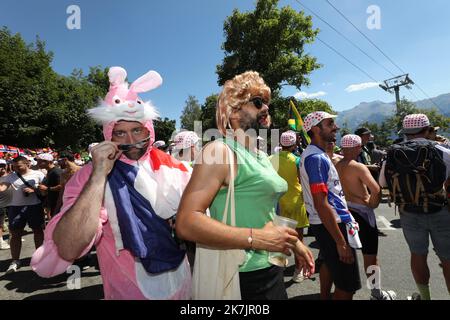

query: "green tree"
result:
(0, 28), (108, 151)
(421, 108), (449, 135)
(217, 0), (320, 94)
(386, 98), (449, 136)
(357, 121), (393, 148)
(200, 94), (219, 132)
(180, 95), (202, 131)
(386, 98), (420, 133)
(0, 27), (57, 147)
(270, 96), (335, 131)
(48, 68), (108, 150)
(357, 98), (450, 148)
(340, 120), (351, 137)
(154, 117), (176, 143)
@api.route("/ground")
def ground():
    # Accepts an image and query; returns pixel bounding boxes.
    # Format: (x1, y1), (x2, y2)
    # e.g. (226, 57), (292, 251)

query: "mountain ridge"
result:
(335, 92), (450, 131)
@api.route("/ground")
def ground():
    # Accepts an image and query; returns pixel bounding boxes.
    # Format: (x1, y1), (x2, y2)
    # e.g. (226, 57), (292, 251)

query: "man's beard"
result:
(123, 145), (148, 160)
(238, 110), (269, 132)
(320, 129), (337, 143)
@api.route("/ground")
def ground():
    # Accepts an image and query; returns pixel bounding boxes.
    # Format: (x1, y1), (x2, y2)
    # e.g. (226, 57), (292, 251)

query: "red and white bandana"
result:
(340, 134), (362, 148)
(403, 114), (430, 129)
(280, 131), (297, 147)
(173, 131), (200, 150)
(36, 153), (54, 162)
(304, 111), (337, 132)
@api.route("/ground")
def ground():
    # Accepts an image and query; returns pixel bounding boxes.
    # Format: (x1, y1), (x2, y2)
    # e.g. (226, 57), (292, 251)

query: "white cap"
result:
(36, 153), (54, 162)
(304, 111), (337, 132)
(341, 134), (362, 148)
(280, 131), (297, 147)
(399, 114), (430, 135)
(173, 131), (200, 150)
(153, 140), (166, 148)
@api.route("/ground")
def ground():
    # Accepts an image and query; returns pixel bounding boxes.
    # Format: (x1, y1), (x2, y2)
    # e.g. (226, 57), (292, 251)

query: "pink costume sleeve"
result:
(31, 164), (107, 278)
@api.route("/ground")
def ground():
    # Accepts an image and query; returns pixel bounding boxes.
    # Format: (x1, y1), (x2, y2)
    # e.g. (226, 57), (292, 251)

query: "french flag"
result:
(107, 148), (190, 274)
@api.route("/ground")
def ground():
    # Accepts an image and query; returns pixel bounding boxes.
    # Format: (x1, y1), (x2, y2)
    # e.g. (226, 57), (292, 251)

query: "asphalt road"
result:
(0, 203), (448, 300)
(285, 203), (449, 300)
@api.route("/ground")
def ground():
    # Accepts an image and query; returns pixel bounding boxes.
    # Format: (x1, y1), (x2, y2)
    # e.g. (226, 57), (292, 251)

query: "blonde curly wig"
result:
(216, 71), (271, 136)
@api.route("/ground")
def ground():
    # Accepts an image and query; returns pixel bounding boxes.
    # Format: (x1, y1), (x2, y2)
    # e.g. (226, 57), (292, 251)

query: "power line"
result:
(293, 0), (396, 77)
(316, 37), (378, 82)
(295, 0), (419, 106)
(325, 0), (406, 74)
(325, 0), (446, 114)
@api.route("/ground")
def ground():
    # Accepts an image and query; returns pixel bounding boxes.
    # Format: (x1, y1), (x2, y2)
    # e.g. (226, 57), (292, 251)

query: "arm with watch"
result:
(38, 169), (63, 194)
(38, 184), (62, 194)
(176, 142), (315, 272)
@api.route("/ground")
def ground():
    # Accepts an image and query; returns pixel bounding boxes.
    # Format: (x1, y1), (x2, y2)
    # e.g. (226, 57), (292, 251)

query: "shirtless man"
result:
(335, 134), (396, 300)
(325, 142), (343, 166)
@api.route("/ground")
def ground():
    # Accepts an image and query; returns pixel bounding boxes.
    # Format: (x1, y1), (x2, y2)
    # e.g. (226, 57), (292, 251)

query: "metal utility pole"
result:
(379, 74), (414, 115)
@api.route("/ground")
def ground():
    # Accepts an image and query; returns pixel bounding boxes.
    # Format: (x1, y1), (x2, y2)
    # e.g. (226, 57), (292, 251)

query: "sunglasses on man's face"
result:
(248, 97), (269, 109)
(118, 136), (151, 151)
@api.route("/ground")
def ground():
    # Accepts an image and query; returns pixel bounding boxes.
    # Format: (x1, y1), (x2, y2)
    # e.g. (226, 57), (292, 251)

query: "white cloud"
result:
(345, 82), (380, 92)
(322, 82), (333, 86)
(294, 91), (327, 99)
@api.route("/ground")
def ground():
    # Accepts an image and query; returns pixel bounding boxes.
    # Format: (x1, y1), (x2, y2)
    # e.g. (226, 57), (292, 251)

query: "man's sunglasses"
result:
(118, 136), (151, 151)
(248, 97), (269, 109)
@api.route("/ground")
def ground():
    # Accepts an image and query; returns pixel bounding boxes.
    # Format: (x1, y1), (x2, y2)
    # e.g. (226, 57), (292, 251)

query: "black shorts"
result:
(239, 265), (288, 300)
(350, 209), (379, 255)
(7, 204), (45, 230)
(311, 223), (361, 293)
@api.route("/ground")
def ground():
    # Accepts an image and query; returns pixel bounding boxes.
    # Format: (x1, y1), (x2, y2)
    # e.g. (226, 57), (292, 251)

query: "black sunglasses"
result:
(248, 97), (269, 109)
(118, 136), (151, 151)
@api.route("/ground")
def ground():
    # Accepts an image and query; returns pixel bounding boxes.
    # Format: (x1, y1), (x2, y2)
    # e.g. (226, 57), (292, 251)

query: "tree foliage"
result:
(200, 94), (218, 132)
(153, 117), (176, 143)
(359, 98), (450, 148)
(0, 28), (179, 152)
(180, 95), (202, 131)
(216, 0), (320, 93)
(270, 96), (335, 131)
(0, 28), (110, 151)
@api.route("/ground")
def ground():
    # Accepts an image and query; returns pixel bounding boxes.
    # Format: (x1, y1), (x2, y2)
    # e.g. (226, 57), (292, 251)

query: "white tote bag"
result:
(192, 144), (246, 300)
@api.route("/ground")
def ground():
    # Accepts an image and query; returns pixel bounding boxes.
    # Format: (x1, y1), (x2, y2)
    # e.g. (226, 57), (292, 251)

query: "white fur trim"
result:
(87, 100), (159, 124)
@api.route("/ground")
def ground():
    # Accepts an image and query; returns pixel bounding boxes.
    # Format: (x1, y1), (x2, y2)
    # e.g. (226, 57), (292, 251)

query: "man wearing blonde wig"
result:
(176, 71), (314, 300)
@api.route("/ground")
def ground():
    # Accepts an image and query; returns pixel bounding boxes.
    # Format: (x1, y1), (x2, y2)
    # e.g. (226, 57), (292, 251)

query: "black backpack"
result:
(384, 139), (447, 213)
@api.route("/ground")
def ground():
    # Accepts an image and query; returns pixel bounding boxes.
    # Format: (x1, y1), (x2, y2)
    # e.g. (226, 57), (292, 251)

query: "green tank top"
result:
(209, 138), (288, 272)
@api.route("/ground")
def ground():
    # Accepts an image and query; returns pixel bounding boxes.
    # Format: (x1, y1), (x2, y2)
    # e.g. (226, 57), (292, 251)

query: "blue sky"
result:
(1, 0), (449, 126)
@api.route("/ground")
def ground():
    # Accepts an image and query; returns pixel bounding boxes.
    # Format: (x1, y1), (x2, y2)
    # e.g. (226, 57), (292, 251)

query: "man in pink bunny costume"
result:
(31, 67), (192, 299)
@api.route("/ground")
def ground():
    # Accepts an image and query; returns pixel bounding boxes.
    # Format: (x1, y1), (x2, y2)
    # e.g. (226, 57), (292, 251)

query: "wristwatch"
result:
(247, 228), (253, 249)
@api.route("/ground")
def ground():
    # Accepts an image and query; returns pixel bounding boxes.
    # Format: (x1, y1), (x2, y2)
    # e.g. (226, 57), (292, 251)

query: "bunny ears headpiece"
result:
(87, 66), (162, 124)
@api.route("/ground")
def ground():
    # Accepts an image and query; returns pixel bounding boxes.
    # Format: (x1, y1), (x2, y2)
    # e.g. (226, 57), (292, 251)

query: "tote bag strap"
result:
(221, 142), (236, 227)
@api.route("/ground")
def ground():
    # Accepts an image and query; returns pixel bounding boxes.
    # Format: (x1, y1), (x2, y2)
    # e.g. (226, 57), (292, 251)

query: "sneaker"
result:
(370, 290), (397, 300)
(407, 292), (421, 300)
(292, 268), (305, 283)
(6, 260), (20, 274)
(0, 240), (10, 250)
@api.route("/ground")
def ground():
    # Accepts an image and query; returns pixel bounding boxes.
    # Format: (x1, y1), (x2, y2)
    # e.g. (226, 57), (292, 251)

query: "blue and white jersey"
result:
(300, 144), (350, 225)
